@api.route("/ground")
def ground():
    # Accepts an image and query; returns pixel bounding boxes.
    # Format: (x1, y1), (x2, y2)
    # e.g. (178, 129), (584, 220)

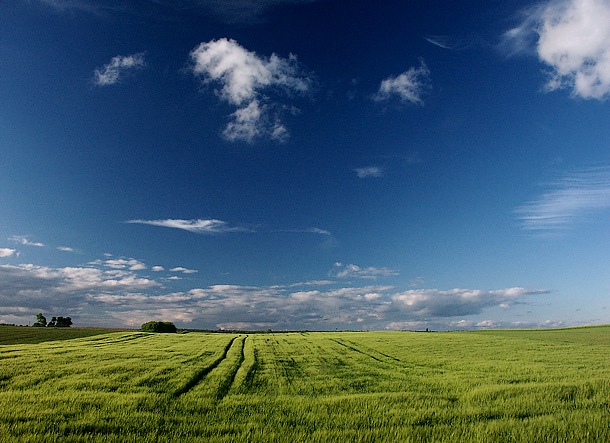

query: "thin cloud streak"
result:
(516, 167), (610, 233)
(126, 218), (331, 236)
(332, 263), (399, 280)
(126, 218), (248, 234)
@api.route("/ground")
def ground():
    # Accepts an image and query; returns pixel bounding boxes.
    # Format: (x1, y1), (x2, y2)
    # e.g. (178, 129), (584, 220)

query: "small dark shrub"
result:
(141, 321), (177, 333)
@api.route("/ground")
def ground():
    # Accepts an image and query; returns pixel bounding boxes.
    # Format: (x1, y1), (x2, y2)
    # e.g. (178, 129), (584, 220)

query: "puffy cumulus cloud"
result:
(503, 0), (610, 100)
(189, 38), (312, 142)
(93, 53), (145, 86)
(83, 284), (545, 330)
(390, 287), (548, 318)
(515, 166), (610, 234)
(331, 263), (399, 280)
(0, 248), (17, 258)
(0, 261), (161, 320)
(0, 257), (548, 329)
(354, 166), (383, 179)
(126, 218), (247, 234)
(373, 60), (431, 105)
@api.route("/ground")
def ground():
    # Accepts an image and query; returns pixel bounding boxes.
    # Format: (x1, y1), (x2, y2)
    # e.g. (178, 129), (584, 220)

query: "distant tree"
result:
(33, 313), (47, 327)
(55, 317), (72, 327)
(47, 316), (57, 327)
(141, 321), (177, 333)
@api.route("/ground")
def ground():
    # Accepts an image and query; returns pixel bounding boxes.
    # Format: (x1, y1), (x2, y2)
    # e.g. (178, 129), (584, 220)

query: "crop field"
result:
(0, 326), (608, 442)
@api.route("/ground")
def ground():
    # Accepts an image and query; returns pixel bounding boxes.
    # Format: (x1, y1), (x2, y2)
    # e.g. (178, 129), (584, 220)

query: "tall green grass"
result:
(0, 327), (608, 441)
(0, 325), (123, 345)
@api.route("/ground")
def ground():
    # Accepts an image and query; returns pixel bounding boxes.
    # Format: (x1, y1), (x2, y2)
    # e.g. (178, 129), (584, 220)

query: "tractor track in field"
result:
(214, 336), (246, 401)
(172, 336), (238, 398)
(331, 338), (400, 363)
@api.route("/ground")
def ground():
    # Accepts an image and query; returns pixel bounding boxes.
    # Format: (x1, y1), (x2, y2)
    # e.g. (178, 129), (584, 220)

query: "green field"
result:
(0, 326), (608, 442)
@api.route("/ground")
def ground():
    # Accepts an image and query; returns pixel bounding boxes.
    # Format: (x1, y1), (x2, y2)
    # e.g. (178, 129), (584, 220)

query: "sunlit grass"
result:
(0, 326), (608, 441)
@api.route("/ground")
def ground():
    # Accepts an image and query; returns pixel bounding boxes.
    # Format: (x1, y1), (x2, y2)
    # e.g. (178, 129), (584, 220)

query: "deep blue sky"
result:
(1, 0), (609, 330)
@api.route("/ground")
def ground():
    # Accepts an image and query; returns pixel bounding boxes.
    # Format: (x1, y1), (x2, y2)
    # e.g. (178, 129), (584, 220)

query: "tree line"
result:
(33, 313), (72, 328)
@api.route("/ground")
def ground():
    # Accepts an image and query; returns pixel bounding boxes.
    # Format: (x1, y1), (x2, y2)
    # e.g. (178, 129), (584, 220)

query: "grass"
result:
(0, 325), (127, 345)
(0, 326), (608, 441)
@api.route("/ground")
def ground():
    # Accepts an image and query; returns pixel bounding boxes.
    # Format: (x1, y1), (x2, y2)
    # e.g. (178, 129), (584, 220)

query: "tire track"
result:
(242, 345), (259, 391)
(172, 336), (237, 398)
(214, 335), (246, 401)
(331, 338), (400, 363)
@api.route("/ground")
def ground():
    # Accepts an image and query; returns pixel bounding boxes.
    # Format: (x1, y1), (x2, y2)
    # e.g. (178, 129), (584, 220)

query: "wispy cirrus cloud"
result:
(373, 60), (431, 105)
(189, 38), (312, 142)
(502, 0), (610, 100)
(126, 218), (331, 237)
(186, 0), (317, 24)
(516, 166), (610, 234)
(126, 218), (248, 234)
(331, 263), (399, 280)
(93, 53), (146, 86)
(9, 235), (45, 247)
(424, 35), (472, 50)
(34, 0), (317, 24)
(354, 166), (383, 179)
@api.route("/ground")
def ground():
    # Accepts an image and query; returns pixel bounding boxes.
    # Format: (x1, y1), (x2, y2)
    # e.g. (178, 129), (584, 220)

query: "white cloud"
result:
(516, 166), (610, 233)
(126, 218), (246, 234)
(354, 166), (383, 179)
(93, 53), (146, 86)
(9, 235), (45, 247)
(0, 258), (547, 329)
(373, 60), (431, 105)
(332, 263), (399, 280)
(424, 35), (466, 50)
(503, 0), (610, 100)
(151, 266), (165, 272)
(390, 287), (547, 318)
(90, 258), (148, 271)
(57, 246), (76, 253)
(0, 248), (17, 258)
(170, 267), (198, 274)
(190, 38), (312, 142)
(127, 218), (331, 237)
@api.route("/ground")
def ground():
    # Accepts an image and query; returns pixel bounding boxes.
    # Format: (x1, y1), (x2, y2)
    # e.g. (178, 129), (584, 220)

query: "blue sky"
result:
(1, 0), (609, 330)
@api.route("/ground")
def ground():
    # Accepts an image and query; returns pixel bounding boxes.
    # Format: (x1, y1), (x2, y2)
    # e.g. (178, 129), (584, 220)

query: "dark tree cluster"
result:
(141, 321), (177, 333)
(33, 313), (72, 327)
